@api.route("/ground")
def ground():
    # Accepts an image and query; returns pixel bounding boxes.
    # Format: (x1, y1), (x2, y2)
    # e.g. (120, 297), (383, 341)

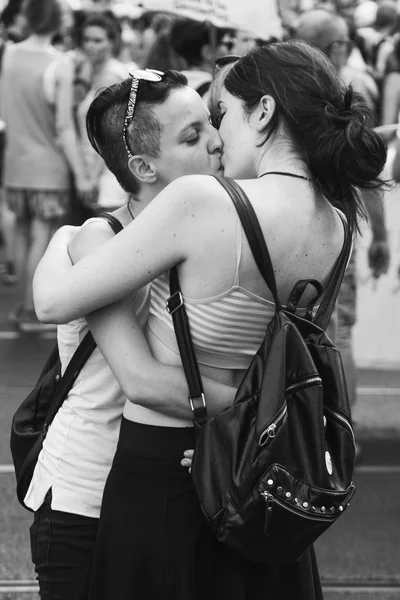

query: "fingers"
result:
(181, 448), (194, 472)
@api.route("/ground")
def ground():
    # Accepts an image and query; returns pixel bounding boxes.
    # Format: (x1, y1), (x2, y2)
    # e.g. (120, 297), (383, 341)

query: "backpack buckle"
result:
(190, 393), (207, 418)
(166, 291), (183, 315)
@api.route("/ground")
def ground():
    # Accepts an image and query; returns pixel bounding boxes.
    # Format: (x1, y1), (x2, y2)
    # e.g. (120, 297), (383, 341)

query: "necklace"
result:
(258, 171), (311, 181)
(127, 199), (136, 220)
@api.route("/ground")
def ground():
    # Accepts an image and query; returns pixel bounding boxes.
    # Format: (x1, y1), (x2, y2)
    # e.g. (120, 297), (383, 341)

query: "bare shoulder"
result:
(163, 174), (236, 210)
(69, 219), (116, 265)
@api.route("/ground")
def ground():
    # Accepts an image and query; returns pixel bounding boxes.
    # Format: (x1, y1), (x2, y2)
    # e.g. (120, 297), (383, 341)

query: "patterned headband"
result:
(123, 69), (164, 159)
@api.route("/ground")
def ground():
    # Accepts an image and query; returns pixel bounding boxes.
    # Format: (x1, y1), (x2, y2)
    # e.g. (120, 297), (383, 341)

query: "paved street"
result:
(0, 253), (399, 599)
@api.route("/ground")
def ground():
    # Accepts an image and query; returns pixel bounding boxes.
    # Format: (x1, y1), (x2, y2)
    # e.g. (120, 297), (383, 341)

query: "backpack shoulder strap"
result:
(168, 267), (206, 419)
(196, 80), (211, 97)
(313, 210), (352, 330)
(44, 331), (96, 427)
(213, 176), (281, 309)
(44, 212), (124, 426)
(97, 211), (124, 233)
(214, 176), (352, 331)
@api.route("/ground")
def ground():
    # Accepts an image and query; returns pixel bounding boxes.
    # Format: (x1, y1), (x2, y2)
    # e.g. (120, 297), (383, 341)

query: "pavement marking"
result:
(356, 465), (400, 474)
(0, 331), (56, 340)
(0, 465), (14, 473)
(0, 585), (38, 593)
(1, 464), (400, 474)
(1, 581), (400, 595)
(358, 387), (400, 395)
(0, 331), (19, 339)
(322, 587), (400, 594)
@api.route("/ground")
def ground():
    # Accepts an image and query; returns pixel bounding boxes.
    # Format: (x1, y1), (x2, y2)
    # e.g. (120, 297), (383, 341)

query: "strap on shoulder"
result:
(313, 211), (351, 330)
(43, 213), (124, 430)
(44, 331), (96, 430)
(213, 176), (281, 309)
(213, 176), (352, 331)
(98, 212), (124, 234)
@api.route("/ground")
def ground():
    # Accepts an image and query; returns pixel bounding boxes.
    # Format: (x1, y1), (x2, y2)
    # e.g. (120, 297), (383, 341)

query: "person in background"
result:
(295, 9), (379, 114)
(294, 10), (390, 457)
(0, 0), (29, 285)
(169, 19), (235, 98)
(231, 29), (257, 56)
(357, 0), (398, 80)
(0, 0), (28, 43)
(145, 30), (187, 71)
(76, 12), (129, 217)
(0, 0), (90, 331)
(380, 35), (400, 138)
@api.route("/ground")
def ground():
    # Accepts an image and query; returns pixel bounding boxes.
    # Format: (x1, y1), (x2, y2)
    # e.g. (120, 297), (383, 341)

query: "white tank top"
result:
(24, 279), (150, 518)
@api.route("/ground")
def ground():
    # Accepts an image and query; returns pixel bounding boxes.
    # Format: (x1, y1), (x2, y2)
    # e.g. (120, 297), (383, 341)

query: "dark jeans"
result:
(30, 490), (99, 600)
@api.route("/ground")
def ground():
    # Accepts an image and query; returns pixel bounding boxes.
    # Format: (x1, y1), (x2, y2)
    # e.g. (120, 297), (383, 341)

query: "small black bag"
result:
(10, 212), (123, 510)
(167, 177), (356, 564)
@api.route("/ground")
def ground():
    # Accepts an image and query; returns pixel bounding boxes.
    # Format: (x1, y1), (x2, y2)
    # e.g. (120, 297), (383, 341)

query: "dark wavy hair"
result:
(224, 40), (388, 232)
(86, 70), (187, 195)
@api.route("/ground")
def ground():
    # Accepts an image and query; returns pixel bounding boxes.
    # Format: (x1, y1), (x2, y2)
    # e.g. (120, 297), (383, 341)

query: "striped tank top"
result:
(148, 224), (308, 370)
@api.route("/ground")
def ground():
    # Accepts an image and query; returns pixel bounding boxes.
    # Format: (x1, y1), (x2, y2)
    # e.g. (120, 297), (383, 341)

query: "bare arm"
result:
(361, 188), (390, 278)
(380, 73), (400, 142)
(66, 219), (236, 418)
(55, 57), (92, 195)
(33, 175), (223, 323)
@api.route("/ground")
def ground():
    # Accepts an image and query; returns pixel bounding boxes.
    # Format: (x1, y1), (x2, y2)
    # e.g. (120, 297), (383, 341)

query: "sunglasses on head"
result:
(213, 54), (240, 76)
(210, 55), (240, 129)
(123, 68), (164, 159)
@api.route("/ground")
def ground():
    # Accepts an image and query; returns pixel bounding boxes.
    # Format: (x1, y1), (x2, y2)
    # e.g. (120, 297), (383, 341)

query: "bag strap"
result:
(43, 212), (124, 430)
(167, 268), (207, 419)
(213, 176), (352, 331)
(97, 212), (124, 234)
(313, 210), (351, 330)
(166, 180), (351, 416)
(213, 176), (282, 309)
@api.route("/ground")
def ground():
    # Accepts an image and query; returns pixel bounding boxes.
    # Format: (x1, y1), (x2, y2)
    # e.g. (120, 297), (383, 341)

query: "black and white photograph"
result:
(0, 0), (399, 598)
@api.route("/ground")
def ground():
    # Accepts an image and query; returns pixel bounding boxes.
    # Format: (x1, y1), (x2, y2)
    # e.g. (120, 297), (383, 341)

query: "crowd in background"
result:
(0, 0), (397, 337)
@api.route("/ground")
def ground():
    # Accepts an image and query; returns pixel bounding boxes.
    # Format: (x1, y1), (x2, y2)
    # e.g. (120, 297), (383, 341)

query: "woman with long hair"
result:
(34, 41), (386, 599)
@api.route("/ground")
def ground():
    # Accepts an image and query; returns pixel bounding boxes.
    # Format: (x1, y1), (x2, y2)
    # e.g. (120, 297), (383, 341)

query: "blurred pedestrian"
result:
(294, 11), (390, 450)
(295, 9), (379, 114)
(231, 29), (257, 56)
(357, 0), (399, 80)
(0, 0), (29, 285)
(76, 12), (129, 217)
(0, 0), (90, 331)
(145, 29), (187, 71)
(169, 19), (224, 98)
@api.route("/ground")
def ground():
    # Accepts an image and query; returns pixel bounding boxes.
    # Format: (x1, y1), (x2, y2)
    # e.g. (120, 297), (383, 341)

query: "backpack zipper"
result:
(258, 404), (287, 446)
(324, 406), (356, 447)
(285, 375), (322, 393)
(258, 375), (322, 447)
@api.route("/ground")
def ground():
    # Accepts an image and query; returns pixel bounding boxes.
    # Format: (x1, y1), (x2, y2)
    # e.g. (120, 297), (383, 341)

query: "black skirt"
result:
(88, 418), (323, 600)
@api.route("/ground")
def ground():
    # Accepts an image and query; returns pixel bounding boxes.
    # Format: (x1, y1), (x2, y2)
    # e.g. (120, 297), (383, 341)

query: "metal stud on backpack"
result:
(167, 176), (356, 565)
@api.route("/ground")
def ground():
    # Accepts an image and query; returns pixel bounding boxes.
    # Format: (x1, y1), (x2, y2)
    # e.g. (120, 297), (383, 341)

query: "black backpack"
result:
(10, 213), (123, 510)
(167, 177), (356, 564)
